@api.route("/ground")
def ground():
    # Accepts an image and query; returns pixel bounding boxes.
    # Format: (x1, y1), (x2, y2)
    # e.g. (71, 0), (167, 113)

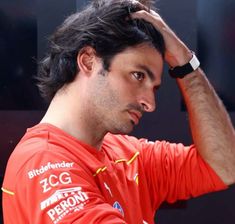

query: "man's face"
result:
(87, 43), (164, 134)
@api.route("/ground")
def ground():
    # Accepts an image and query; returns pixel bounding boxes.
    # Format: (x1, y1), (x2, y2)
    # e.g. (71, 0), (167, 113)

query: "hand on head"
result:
(131, 1), (192, 67)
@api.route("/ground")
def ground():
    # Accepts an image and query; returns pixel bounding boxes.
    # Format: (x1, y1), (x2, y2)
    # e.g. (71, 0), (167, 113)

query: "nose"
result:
(139, 91), (156, 112)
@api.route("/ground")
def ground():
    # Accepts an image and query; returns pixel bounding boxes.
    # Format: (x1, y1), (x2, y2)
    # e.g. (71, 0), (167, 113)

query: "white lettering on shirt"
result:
(40, 187), (89, 223)
(40, 172), (72, 193)
(27, 161), (74, 179)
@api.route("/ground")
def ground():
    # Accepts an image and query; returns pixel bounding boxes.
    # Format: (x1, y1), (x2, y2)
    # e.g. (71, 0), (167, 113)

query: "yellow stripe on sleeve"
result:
(127, 152), (140, 165)
(93, 151), (139, 176)
(1, 187), (15, 196)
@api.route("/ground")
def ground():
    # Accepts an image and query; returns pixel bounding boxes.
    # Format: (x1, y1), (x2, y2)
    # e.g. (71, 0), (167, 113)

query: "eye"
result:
(132, 72), (145, 81)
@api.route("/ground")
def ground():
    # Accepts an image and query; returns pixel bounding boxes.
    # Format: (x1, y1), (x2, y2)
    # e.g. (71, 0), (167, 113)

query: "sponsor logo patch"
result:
(28, 161), (74, 179)
(40, 172), (72, 193)
(113, 201), (124, 216)
(41, 187), (89, 223)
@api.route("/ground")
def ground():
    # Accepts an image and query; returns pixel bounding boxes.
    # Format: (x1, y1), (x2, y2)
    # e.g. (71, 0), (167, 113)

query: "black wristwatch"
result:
(169, 53), (200, 78)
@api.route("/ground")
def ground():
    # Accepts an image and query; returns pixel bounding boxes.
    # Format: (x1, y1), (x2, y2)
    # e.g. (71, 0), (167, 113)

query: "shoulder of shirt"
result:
(102, 133), (148, 158)
(103, 133), (162, 148)
(4, 124), (79, 180)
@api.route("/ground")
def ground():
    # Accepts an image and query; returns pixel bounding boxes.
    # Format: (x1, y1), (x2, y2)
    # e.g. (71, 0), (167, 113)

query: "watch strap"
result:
(169, 53), (200, 78)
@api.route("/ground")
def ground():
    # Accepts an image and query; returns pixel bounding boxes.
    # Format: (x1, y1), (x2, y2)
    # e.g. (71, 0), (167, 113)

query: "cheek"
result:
(93, 74), (135, 110)
(111, 76), (136, 99)
(95, 82), (121, 110)
(109, 81), (134, 107)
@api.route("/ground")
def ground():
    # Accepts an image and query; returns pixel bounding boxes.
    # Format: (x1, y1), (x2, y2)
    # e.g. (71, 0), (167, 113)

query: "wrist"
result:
(168, 51), (200, 79)
(166, 45), (192, 68)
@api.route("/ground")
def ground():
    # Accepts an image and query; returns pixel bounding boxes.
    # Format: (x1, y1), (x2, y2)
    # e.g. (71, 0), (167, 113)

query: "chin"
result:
(110, 122), (134, 135)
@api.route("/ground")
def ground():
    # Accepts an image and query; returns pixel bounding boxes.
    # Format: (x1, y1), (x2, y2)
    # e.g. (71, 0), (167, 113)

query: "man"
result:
(2, 0), (235, 223)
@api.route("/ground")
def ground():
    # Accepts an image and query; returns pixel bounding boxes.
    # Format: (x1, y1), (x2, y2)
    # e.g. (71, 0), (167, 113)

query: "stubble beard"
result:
(94, 68), (142, 135)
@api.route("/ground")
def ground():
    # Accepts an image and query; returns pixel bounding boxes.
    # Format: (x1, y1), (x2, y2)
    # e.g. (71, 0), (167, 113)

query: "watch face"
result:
(190, 54), (200, 70)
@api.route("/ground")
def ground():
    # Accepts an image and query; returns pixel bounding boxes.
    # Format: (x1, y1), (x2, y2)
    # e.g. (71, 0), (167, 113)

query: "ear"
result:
(77, 46), (97, 75)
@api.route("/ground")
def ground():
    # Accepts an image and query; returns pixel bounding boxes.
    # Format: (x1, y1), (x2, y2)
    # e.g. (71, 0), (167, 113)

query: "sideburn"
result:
(97, 67), (108, 76)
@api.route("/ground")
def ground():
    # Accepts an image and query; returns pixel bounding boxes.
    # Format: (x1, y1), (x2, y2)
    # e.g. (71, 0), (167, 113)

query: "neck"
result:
(41, 92), (107, 150)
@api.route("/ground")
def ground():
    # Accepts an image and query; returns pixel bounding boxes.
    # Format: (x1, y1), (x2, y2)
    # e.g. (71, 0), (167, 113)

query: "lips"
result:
(128, 111), (142, 125)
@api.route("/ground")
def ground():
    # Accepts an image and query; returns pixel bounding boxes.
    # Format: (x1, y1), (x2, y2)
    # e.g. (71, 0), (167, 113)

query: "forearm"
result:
(162, 22), (235, 185)
(177, 68), (235, 185)
(131, 4), (235, 185)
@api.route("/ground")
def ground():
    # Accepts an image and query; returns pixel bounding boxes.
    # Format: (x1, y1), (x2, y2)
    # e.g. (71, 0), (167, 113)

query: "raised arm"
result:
(132, 6), (235, 185)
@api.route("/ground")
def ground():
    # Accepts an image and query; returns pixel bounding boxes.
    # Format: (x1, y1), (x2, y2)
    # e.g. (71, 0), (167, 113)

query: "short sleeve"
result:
(15, 150), (127, 224)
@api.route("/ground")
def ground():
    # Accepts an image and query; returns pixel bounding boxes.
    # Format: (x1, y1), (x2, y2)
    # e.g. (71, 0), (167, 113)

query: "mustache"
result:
(126, 104), (144, 115)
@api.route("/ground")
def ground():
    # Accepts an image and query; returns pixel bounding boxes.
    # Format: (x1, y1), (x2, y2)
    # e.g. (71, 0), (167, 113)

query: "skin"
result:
(132, 5), (235, 185)
(41, 43), (163, 149)
(42, 4), (235, 186)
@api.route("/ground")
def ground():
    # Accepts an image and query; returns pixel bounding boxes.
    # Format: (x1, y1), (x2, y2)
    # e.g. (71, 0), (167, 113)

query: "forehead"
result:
(110, 43), (164, 80)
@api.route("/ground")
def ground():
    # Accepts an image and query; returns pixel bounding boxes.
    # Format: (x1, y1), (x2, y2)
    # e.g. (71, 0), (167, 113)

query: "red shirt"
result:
(2, 123), (227, 224)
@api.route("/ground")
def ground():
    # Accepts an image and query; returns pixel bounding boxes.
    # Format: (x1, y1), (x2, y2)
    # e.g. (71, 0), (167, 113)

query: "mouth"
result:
(128, 111), (142, 125)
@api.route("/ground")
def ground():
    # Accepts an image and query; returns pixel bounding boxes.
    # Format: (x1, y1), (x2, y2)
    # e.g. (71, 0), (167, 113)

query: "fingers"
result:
(133, 1), (150, 12)
(131, 10), (149, 19)
(129, 0), (161, 22)
(131, 10), (158, 19)
(130, 10), (162, 28)
(129, 2), (190, 66)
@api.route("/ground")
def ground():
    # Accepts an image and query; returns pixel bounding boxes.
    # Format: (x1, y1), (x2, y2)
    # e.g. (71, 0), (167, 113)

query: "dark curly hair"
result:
(36, 0), (165, 102)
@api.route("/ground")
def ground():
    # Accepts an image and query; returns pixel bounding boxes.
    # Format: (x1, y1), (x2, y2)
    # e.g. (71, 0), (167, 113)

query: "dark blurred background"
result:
(0, 0), (235, 223)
